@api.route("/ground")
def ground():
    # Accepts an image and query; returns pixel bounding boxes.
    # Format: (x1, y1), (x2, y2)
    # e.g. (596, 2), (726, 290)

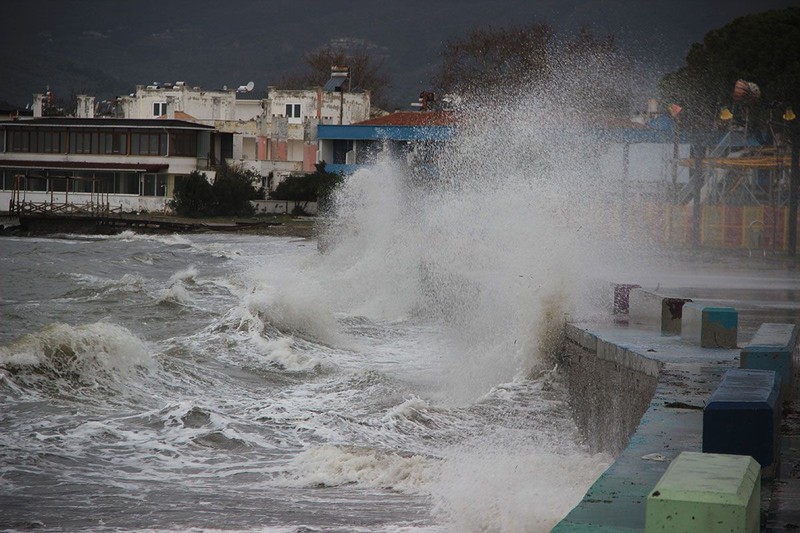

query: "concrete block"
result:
(646, 451), (760, 533)
(740, 322), (798, 400)
(703, 368), (781, 476)
(628, 288), (691, 335)
(681, 303), (738, 348)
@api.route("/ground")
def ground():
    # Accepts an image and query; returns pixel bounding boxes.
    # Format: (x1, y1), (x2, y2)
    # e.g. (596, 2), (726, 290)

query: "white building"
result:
(0, 117), (216, 213)
(260, 85), (371, 177)
(113, 76), (371, 188)
(0, 72), (371, 214)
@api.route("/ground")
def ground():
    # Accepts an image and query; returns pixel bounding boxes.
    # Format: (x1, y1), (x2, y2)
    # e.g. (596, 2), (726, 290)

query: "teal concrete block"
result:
(740, 322), (798, 399)
(702, 307), (738, 348)
(645, 452), (760, 533)
(681, 303), (738, 348)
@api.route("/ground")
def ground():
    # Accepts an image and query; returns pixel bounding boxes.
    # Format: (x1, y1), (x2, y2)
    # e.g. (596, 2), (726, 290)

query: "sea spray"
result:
(310, 93), (648, 403)
(301, 81), (658, 530)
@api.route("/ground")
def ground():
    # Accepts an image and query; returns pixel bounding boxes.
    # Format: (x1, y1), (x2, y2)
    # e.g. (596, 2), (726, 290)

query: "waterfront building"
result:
(0, 73), (371, 213)
(0, 117), (215, 213)
(115, 76), (371, 188)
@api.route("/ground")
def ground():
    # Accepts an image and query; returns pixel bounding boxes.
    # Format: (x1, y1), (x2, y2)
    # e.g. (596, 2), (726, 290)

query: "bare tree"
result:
(434, 24), (630, 113)
(555, 27), (631, 114)
(279, 45), (391, 109)
(434, 23), (554, 97)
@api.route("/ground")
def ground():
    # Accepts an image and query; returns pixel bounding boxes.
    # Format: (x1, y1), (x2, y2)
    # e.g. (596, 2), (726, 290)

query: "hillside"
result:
(1, 0), (798, 110)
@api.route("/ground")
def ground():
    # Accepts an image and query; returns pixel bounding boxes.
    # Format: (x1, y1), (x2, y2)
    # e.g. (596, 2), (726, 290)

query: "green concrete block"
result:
(645, 452), (760, 533)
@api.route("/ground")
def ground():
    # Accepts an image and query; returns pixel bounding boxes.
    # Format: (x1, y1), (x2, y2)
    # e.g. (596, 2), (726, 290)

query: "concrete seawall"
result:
(554, 321), (742, 531)
(553, 285), (800, 532)
(557, 324), (659, 456)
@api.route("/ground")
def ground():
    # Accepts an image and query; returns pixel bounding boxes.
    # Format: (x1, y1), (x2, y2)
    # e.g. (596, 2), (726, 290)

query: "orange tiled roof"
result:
(158, 111), (199, 122)
(355, 111), (456, 127)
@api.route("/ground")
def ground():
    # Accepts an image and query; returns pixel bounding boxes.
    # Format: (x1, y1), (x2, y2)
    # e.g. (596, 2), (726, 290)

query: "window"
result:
(140, 173), (168, 197)
(70, 131), (93, 154)
(220, 133), (233, 159)
(8, 129), (30, 152)
(71, 176), (95, 193)
(117, 172), (139, 194)
(131, 131), (165, 155)
(153, 102), (167, 117)
(102, 130), (128, 154)
(332, 139), (353, 164)
(285, 103), (301, 118)
(169, 131), (197, 156)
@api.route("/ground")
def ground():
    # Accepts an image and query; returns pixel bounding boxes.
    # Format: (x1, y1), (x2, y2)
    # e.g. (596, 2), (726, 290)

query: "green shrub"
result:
(270, 162), (343, 212)
(171, 171), (215, 217)
(170, 164), (262, 217)
(213, 163), (261, 216)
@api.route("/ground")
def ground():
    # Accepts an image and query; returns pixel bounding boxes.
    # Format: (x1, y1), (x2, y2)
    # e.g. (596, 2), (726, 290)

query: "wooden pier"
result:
(4, 174), (285, 235)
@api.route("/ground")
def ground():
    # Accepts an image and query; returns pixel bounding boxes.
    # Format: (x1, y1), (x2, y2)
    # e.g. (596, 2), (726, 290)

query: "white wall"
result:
(235, 100), (262, 122)
(266, 88), (370, 126)
(118, 85), (237, 122)
(1, 190), (171, 214)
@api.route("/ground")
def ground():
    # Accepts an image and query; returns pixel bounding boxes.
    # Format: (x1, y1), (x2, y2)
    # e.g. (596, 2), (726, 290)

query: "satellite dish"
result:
(246, 81), (254, 92)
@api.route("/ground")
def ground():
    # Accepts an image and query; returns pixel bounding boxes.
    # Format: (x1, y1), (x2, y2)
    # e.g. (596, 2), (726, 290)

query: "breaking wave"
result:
(285, 444), (433, 493)
(0, 322), (155, 396)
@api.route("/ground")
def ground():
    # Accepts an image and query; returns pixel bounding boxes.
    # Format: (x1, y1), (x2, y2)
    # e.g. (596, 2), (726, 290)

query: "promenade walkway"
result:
(554, 257), (800, 532)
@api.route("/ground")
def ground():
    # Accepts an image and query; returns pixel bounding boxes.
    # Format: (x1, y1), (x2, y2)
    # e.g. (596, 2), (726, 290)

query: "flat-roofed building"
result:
(0, 117), (216, 213)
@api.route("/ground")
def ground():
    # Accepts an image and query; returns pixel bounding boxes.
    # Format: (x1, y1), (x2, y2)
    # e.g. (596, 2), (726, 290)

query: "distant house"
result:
(263, 84), (371, 178)
(317, 110), (456, 175)
(113, 75), (370, 189)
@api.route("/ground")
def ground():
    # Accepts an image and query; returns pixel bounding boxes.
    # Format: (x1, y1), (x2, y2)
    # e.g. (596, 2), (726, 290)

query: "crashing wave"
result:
(0, 322), (155, 395)
(285, 444), (434, 493)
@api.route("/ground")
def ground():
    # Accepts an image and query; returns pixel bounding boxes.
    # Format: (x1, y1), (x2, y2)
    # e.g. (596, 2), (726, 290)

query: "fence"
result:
(631, 203), (799, 253)
(10, 199), (122, 218)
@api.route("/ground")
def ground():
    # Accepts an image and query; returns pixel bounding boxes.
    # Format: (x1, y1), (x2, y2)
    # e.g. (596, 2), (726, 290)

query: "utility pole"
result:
(691, 143), (705, 248)
(788, 138), (799, 256)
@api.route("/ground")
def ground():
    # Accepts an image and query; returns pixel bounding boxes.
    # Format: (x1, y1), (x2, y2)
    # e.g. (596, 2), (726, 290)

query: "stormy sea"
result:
(1, 95), (649, 532)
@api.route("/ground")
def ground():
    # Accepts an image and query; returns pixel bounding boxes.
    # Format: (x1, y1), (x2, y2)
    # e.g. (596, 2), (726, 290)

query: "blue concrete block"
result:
(682, 304), (738, 348)
(703, 368), (781, 475)
(740, 323), (798, 399)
